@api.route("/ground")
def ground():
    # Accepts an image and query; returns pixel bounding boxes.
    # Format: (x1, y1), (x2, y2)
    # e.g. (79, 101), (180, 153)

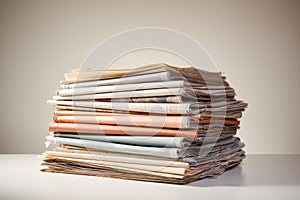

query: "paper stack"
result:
(41, 63), (248, 184)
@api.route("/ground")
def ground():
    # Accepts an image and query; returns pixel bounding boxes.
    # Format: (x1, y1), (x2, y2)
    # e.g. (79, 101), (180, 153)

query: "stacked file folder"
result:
(41, 63), (248, 184)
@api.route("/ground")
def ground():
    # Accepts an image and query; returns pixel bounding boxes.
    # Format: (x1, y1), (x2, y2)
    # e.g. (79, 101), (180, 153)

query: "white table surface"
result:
(0, 154), (299, 200)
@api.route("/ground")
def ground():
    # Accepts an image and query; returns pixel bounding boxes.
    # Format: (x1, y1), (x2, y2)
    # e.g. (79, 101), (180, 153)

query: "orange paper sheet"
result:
(49, 122), (197, 140)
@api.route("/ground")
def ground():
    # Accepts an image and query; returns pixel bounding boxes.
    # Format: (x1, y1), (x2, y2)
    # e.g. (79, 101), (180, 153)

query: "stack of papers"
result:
(41, 63), (248, 184)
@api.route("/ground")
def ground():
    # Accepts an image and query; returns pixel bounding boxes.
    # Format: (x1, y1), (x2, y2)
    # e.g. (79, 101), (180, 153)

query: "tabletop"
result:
(0, 154), (299, 200)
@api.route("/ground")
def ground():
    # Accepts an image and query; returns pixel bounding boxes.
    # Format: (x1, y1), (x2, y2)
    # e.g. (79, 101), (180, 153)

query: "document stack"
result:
(41, 63), (248, 184)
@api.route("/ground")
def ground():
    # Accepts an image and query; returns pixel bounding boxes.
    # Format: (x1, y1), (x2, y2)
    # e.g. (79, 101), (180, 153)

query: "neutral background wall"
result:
(0, 0), (299, 154)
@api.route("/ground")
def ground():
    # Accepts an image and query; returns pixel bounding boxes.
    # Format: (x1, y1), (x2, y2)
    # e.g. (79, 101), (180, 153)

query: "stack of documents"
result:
(41, 63), (248, 184)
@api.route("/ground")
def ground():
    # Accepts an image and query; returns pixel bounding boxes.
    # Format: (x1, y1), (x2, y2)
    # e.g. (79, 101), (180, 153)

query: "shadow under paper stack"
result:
(41, 63), (248, 184)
